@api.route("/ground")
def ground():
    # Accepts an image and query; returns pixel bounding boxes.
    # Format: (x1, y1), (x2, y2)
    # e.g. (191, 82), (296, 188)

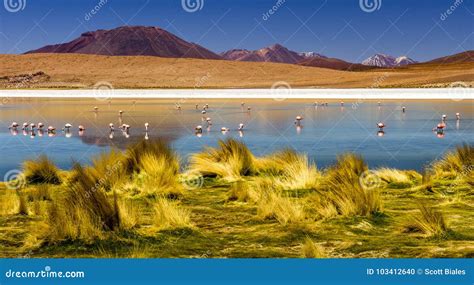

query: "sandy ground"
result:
(0, 53), (473, 89)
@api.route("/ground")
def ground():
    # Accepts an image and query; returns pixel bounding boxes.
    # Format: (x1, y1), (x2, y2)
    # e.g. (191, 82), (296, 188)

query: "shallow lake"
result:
(0, 98), (472, 179)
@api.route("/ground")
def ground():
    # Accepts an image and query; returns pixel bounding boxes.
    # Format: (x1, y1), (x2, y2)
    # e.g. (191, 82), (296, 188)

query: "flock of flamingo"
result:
(6, 101), (462, 139)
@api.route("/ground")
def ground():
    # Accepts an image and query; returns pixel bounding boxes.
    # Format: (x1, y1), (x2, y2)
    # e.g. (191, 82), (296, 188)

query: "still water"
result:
(0, 98), (472, 178)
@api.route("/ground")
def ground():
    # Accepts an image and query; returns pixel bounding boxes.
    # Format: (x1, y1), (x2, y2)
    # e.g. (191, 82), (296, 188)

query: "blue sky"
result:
(0, 0), (472, 62)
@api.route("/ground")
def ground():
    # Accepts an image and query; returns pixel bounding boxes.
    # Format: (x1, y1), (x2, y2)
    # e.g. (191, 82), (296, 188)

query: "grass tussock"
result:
(124, 140), (183, 198)
(227, 181), (259, 202)
(256, 149), (321, 190)
(17, 190), (29, 215)
(433, 144), (474, 177)
(87, 150), (126, 192)
(190, 139), (255, 181)
(375, 168), (421, 188)
(0, 190), (19, 216)
(40, 163), (120, 242)
(153, 198), (192, 230)
(316, 154), (382, 217)
(255, 180), (306, 225)
(302, 238), (326, 258)
(403, 203), (449, 238)
(23, 155), (61, 185)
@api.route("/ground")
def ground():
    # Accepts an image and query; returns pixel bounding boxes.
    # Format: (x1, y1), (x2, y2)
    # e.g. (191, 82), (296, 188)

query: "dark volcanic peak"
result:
(26, 26), (221, 60)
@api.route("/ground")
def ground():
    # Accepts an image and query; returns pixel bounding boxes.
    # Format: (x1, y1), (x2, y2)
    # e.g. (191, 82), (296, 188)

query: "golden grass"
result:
(23, 155), (61, 185)
(315, 154), (382, 217)
(117, 198), (140, 231)
(0, 190), (20, 216)
(1, 54), (473, 88)
(256, 149), (321, 190)
(403, 204), (449, 238)
(153, 198), (192, 230)
(433, 144), (474, 178)
(374, 168), (421, 186)
(255, 180), (306, 225)
(87, 150), (126, 192)
(190, 139), (255, 181)
(302, 238), (326, 258)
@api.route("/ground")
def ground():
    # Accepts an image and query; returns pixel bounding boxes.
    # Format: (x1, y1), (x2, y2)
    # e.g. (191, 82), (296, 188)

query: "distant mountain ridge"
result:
(26, 26), (221, 60)
(362, 54), (418, 67)
(25, 25), (472, 71)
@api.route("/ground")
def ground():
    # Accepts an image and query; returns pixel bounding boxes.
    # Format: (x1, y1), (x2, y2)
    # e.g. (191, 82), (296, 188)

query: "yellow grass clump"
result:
(256, 149), (321, 190)
(315, 154), (382, 217)
(433, 144), (473, 178)
(190, 139), (255, 181)
(23, 155), (61, 185)
(153, 198), (192, 230)
(302, 238), (326, 258)
(403, 203), (449, 238)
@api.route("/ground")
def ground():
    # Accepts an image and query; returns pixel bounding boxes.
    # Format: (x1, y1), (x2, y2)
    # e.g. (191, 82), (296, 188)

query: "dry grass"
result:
(256, 149), (321, 190)
(315, 154), (382, 217)
(190, 139), (255, 181)
(87, 150), (126, 192)
(403, 204), (450, 238)
(0, 190), (20, 216)
(1, 54), (473, 88)
(433, 144), (474, 178)
(117, 198), (140, 231)
(153, 198), (192, 230)
(23, 155), (61, 185)
(302, 238), (326, 258)
(255, 180), (306, 225)
(374, 168), (421, 187)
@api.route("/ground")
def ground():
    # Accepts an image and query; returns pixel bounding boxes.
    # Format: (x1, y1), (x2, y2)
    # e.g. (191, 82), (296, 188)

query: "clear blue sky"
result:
(0, 0), (472, 62)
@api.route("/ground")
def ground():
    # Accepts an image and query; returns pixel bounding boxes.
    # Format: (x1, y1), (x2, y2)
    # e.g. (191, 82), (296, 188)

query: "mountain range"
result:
(25, 26), (473, 71)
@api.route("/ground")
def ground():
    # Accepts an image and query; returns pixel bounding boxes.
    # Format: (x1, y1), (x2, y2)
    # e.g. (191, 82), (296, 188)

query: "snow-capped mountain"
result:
(298, 52), (327, 59)
(395, 56), (417, 66)
(362, 54), (417, 67)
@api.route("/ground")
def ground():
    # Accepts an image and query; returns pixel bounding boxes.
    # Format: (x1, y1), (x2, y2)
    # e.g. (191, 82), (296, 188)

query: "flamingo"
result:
(247, 107), (251, 112)
(295, 116), (303, 126)
(442, 114), (447, 121)
(378, 101), (381, 106)
(109, 123), (115, 132)
(221, 127), (229, 134)
(205, 117), (212, 126)
(38, 123), (44, 130)
(456, 113), (461, 120)
(63, 123), (72, 131)
(22, 122), (29, 130)
(377, 122), (385, 130)
(195, 125), (203, 133)
(47, 126), (56, 133)
(340, 101), (344, 107)
(29, 123), (36, 131)
(238, 123), (244, 131)
(145, 122), (149, 132)
(402, 106), (406, 113)
(119, 110), (123, 116)
(94, 106), (98, 112)
(9, 122), (19, 130)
